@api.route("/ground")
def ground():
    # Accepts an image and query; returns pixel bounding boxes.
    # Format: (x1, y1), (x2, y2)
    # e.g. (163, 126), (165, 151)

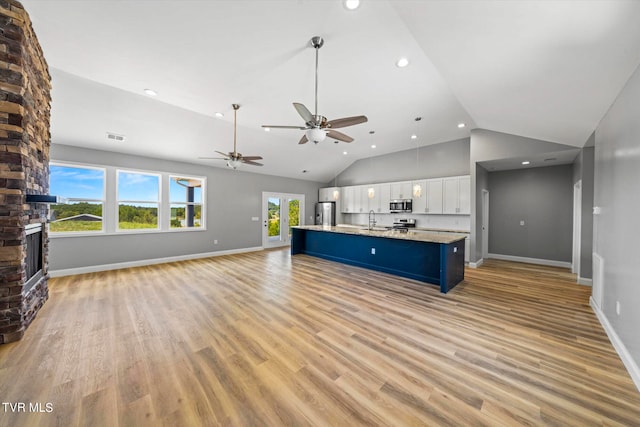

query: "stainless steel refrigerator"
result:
(315, 202), (336, 226)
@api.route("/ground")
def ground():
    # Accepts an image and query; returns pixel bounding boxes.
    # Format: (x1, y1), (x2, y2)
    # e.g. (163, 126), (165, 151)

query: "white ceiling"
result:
(21, 0), (640, 182)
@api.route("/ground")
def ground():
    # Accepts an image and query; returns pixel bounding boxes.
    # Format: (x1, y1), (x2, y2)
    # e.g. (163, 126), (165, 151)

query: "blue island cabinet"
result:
(291, 228), (465, 293)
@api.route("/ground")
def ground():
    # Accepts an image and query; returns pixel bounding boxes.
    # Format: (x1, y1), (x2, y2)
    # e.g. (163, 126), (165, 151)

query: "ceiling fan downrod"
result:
(310, 36), (324, 119)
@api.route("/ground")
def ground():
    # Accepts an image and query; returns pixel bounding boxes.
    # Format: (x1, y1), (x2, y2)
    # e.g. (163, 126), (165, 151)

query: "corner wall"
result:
(593, 61), (640, 388)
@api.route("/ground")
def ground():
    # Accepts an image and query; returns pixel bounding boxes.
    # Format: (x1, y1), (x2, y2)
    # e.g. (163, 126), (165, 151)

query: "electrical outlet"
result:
(214, 240), (218, 245)
(616, 301), (621, 315)
(371, 248), (376, 255)
(520, 220), (525, 226)
(251, 216), (259, 221)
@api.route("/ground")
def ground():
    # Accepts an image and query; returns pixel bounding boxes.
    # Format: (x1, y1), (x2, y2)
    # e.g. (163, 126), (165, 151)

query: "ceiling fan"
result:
(200, 104), (263, 169)
(262, 36), (368, 144)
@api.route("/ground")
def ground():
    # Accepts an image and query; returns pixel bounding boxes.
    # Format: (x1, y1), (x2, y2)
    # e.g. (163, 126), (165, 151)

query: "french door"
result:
(262, 192), (305, 248)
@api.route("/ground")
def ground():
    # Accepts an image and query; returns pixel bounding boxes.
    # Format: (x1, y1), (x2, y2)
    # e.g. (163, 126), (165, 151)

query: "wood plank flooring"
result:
(1, 250), (639, 426)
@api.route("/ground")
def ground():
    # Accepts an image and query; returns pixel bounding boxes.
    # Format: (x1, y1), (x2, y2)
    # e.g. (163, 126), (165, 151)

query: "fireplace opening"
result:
(24, 223), (44, 295)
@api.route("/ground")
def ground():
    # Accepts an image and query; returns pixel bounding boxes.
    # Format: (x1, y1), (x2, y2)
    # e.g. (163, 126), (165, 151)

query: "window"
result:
(49, 164), (105, 233)
(117, 170), (160, 231)
(170, 176), (204, 229)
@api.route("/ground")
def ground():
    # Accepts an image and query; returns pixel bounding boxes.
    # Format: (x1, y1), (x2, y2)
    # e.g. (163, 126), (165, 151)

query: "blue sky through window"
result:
(50, 165), (104, 200)
(118, 172), (159, 202)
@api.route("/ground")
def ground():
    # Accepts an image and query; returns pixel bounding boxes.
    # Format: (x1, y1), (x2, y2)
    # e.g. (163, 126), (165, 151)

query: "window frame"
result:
(48, 162), (107, 236)
(168, 175), (206, 231)
(116, 169), (162, 233)
(48, 161), (207, 238)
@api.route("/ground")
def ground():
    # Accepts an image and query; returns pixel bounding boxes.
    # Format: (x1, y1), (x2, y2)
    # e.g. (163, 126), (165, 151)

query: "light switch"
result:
(371, 248), (376, 255)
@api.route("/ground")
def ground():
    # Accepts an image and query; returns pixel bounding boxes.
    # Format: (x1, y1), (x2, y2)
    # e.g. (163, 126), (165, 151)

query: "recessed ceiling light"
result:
(458, 123), (466, 128)
(522, 161), (530, 165)
(264, 127), (270, 132)
(410, 134), (417, 140)
(343, 0), (360, 10)
(371, 144), (376, 149)
(343, 151), (348, 155)
(143, 88), (157, 96)
(215, 112), (224, 118)
(396, 57), (409, 68)
(302, 170), (308, 173)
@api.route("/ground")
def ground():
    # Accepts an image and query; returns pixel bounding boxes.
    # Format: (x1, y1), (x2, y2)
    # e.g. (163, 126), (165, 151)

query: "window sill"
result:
(49, 227), (207, 238)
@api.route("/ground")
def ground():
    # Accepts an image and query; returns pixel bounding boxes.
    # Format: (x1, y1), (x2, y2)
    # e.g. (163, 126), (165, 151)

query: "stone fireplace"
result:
(0, 0), (52, 344)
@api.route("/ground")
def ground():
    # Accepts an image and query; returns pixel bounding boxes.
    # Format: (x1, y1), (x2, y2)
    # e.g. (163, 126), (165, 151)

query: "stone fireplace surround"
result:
(0, 0), (52, 344)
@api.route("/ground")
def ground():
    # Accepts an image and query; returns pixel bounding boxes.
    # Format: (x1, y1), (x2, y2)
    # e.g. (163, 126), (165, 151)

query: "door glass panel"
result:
(268, 197), (281, 241)
(288, 199), (300, 239)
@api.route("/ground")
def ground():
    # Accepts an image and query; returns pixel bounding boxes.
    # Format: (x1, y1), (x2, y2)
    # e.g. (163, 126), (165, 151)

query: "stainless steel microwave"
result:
(390, 199), (412, 213)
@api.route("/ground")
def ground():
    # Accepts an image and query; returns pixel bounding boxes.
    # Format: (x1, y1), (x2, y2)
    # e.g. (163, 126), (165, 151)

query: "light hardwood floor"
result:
(1, 249), (639, 426)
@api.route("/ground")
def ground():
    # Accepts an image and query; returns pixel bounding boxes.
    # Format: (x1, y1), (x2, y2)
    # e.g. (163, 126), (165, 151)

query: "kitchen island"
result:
(291, 225), (466, 293)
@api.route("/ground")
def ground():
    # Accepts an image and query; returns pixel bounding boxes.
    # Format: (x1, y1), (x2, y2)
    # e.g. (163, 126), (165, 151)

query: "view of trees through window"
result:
(117, 171), (160, 230)
(49, 164), (206, 234)
(268, 198), (300, 237)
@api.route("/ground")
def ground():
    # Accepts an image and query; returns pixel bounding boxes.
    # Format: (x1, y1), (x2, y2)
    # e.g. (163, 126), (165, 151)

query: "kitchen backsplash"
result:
(344, 213), (470, 232)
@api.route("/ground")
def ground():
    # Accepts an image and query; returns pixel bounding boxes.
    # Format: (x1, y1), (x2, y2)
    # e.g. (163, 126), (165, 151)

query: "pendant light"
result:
(412, 117), (423, 198)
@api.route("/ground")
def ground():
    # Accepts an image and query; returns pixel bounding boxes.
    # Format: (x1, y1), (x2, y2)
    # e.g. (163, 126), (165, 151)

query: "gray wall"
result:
(332, 138), (470, 186)
(49, 144), (322, 271)
(475, 164), (489, 260)
(488, 165), (573, 262)
(572, 140), (595, 279)
(469, 129), (579, 263)
(593, 62), (640, 371)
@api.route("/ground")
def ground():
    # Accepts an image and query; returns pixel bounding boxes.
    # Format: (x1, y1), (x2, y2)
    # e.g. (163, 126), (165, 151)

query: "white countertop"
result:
(294, 225), (467, 244)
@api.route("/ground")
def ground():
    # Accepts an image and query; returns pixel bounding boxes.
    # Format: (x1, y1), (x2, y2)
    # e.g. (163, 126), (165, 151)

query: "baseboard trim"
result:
(49, 246), (264, 278)
(488, 253), (571, 269)
(590, 296), (640, 393)
(578, 277), (593, 286)
(469, 258), (484, 268)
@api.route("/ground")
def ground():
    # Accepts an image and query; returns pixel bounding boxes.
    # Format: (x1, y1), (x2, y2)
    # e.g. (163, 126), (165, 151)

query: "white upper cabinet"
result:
(341, 186), (354, 213)
(425, 178), (443, 214)
(377, 183), (391, 213)
(458, 176), (470, 214)
(390, 181), (412, 200)
(443, 175), (470, 214)
(412, 179), (427, 213)
(364, 183), (390, 213)
(319, 187), (339, 202)
(337, 175), (469, 215)
(411, 178), (443, 214)
(355, 185), (367, 213)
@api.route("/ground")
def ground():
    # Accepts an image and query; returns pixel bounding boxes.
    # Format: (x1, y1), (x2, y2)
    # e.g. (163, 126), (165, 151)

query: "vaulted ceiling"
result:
(22, 0), (640, 182)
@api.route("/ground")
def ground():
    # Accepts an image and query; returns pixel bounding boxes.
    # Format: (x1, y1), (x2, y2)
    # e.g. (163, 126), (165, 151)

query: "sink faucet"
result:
(368, 210), (377, 230)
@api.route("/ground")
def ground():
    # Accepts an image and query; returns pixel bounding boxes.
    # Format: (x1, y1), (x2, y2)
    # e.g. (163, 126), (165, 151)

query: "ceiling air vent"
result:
(106, 132), (126, 142)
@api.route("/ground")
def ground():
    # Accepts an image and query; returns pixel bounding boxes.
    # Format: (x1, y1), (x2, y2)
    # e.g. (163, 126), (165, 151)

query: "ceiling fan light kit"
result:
(262, 36), (367, 145)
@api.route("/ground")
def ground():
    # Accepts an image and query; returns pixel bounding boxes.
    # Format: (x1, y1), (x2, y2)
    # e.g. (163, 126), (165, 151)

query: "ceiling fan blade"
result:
(242, 159), (263, 166)
(327, 129), (354, 143)
(198, 157), (227, 160)
(262, 125), (308, 130)
(298, 134), (308, 145)
(241, 156), (263, 161)
(293, 103), (316, 125)
(214, 150), (231, 157)
(326, 115), (368, 129)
